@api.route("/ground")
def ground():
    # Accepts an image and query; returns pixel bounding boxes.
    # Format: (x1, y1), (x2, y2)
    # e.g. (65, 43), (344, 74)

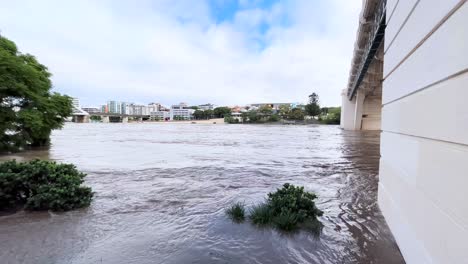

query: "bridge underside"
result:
(341, 0), (385, 131)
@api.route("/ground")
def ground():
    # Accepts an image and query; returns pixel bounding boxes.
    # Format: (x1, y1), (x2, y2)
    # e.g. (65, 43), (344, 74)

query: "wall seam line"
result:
(379, 160), (468, 233)
(382, 68), (468, 107)
(386, 0), (400, 26)
(381, 130), (468, 148)
(384, 0), (420, 55)
(383, 0), (466, 81)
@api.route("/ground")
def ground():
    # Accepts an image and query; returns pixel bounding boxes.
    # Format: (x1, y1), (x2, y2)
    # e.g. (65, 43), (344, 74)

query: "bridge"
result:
(340, 0), (385, 131)
(342, 0), (468, 263)
(71, 111), (150, 123)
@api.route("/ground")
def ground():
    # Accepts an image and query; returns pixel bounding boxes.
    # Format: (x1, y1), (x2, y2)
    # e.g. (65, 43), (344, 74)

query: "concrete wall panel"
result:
(382, 72), (468, 145)
(382, 3), (468, 104)
(381, 132), (468, 228)
(384, 0), (418, 51)
(384, 0), (460, 74)
(379, 161), (468, 264)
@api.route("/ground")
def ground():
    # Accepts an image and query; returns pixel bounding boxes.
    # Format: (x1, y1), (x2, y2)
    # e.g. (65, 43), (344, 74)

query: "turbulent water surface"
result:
(0, 123), (404, 264)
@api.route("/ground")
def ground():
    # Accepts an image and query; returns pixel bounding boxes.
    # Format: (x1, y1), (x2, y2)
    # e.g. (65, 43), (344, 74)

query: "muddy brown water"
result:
(0, 123), (404, 264)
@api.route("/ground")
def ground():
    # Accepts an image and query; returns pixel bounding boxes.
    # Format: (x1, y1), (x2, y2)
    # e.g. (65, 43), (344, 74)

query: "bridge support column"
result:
(341, 89), (366, 130)
(341, 89), (356, 130)
(102, 116), (110, 123)
(122, 117), (128, 123)
(353, 89), (365, 130)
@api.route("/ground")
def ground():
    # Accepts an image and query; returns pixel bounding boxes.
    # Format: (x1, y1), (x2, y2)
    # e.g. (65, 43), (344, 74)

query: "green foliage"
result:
(287, 108), (305, 121)
(305, 93), (321, 117)
(268, 114), (280, 122)
(230, 184), (323, 232)
(278, 105), (291, 117)
(319, 107), (341, 125)
(226, 202), (245, 222)
(248, 111), (261, 122)
(173, 115), (185, 121)
(224, 115), (239, 124)
(267, 183), (323, 223)
(0, 35), (72, 152)
(193, 109), (213, 120)
(0, 160), (93, 211)
(213, 107), (232, 118)
(90, 115), (102, 121)
(249, 202), (272, 225)
(258, 105), (273, 115)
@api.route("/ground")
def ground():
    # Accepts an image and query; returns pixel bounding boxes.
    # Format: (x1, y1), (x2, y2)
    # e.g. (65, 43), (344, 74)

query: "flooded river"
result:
(0, 123), (404, 264)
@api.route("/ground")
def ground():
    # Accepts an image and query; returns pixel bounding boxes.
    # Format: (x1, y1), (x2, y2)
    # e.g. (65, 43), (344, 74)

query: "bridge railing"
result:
(347, 0), (386, 100)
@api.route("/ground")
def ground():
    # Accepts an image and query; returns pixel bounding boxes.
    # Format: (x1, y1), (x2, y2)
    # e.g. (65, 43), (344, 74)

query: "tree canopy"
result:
(305, 92), (321, 117)
(0, 35), (72, 152)
(213, 107), (231, 118)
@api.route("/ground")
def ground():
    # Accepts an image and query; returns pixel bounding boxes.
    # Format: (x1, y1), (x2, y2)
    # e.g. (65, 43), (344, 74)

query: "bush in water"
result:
(226, 202), (246, 222)
(228, 183), (323, 233)
(0, 160), (93, 211)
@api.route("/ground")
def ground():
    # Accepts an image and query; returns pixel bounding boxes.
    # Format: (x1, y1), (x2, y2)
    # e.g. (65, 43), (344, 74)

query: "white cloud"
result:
(0, 0), (361, 107)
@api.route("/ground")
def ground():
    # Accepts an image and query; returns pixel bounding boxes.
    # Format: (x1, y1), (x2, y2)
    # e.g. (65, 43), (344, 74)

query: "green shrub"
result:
(0, 160), (93, 211)
(268, 114), (280, 122)
(226, 202), (245, 222)
(268, 183), (323, 222)
(272, 212), (299, 231)
(249, 202), (272, 225)
(245, 183), (323, 232)
(224, 116), (239, 124)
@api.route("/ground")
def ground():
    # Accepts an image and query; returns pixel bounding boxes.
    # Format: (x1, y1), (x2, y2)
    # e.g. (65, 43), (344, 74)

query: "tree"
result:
(204, 109), (214, 119)
(0, 35), (72, 152)
(278, 104), (291, 117)
(213, 107), (231, 118)
(258, 105), (273, 115)
(305, 92), (321, 118)
(287, 108), (305, 120)
(320, 107), (341, 125)
(193, 109), (205, 120)
(248, 110), (260, 123)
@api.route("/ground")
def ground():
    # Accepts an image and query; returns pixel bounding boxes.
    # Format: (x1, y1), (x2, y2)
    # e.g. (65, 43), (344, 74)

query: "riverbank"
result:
(123, 118), (225, 124)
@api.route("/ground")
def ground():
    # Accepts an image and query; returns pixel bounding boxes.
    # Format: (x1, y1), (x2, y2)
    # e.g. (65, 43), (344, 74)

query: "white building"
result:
(81, 106), (100, 113)
(341, 1), (468, 263)
(126, 104), (149, 115)
(150, 111), (170, 121)
(148, 103), (160, 113)
(198, 103), (216, 110)
(71, 97), (80, 109)
(170, 102), (194, 120)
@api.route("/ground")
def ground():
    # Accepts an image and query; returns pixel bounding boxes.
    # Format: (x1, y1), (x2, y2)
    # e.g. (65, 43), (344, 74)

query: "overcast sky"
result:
(0, 0), (361, 107)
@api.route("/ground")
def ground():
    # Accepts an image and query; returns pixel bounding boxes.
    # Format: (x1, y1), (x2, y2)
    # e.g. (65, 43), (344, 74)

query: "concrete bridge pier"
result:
(340, 89), (366, 130)
(102, 116), (110, 123)
(72, 115), (89, 123)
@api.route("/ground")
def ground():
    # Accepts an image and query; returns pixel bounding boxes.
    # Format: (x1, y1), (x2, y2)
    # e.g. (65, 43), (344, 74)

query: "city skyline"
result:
(0, 0), (361, 107)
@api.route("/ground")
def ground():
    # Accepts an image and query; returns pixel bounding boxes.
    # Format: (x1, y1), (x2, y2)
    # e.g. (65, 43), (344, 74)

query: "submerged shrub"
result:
(266, 183), (323, 231)
(226, 202), (246, 222)
(0, 160), (93, 211)
(249, 202), (271, 225)
(226, 184), (323, 233)
(272, 212), (299, 231)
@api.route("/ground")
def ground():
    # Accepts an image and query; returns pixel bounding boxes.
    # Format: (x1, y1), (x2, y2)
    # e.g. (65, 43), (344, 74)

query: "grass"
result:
(225, 202), (246, 222)
(249, 202), (271, 225)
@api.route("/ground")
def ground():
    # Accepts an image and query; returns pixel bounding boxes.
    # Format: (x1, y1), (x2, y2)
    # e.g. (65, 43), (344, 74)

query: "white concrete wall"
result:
(379, 1), (468, 263)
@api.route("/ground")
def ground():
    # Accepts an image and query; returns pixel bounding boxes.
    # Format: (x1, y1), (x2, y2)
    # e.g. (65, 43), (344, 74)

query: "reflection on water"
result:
(0, 123), (404, 264)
